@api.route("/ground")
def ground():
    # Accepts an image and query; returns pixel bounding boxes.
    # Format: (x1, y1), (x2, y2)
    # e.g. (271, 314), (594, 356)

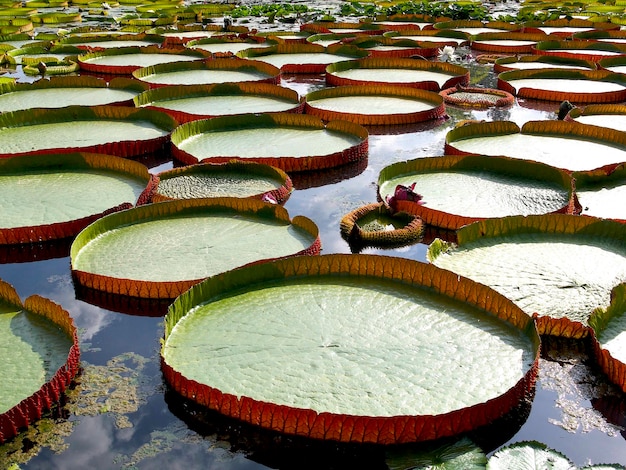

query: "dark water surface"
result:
(1, 32), (626, 470)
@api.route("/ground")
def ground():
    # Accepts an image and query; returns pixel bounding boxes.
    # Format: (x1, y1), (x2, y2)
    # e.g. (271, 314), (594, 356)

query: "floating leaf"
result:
(171, 112), (368, 172)
(134, 82), (303, 123)
(161, 254), (539, 444)
(325, 57), (469, 91)
(0, 278), (80, 443)
(131, 57), (281, 88)
(145, 160), (292, 205)
(486, 441), (572, 469)
(0, 105), (176, 158)
(445, 120), (626, 173)
(378, 155), (577, 230)
(305, 84), (446, 126)
(0, 76), (148, 112)
(429, 214), (626, 337)
(0, 152), (149, 244)
(71, 197), (321, 299)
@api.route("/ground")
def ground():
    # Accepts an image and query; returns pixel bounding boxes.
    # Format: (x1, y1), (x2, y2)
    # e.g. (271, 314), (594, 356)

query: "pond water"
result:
(2, 16), (626, 470)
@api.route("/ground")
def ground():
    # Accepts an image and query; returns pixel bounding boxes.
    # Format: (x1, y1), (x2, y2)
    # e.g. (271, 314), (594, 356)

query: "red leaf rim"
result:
(325, 57), (469, 91)
(304, 84), (446, 126)
(0, 152), (150, 244)
(77, 45), (211, 75)
(0, 283), (80, 443)
(148, 160), (293, 205)
(160, 254), (540, 445)
(339, 202), (424, 247)
(70, 197), (321, 299)
(439, 86), (515, 108)
(171, 113), (369, 173)
(236, 43), (369, 74)
(0, 105), (177, 159)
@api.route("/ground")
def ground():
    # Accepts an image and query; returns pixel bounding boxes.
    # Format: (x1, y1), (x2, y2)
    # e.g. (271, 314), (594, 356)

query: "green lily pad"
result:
(131, 57), (280, 87)
(0, 105), (176, 158)
(71, 197), (320, 299)
(377, 155), (576, 230)
(161, 254), (539, 444)
(445, 120), (626, 172)
(429, 214), (626, 338)
(572, 162), (626, 222)
(487, 441), (572, 469)
(386, 437), (487, 469)
(134, 82), (303, 123)
(325, 57), (469, 91)
(0, 152), (149, 244)
(0, 76), (147, 112)
(148, 160), (292, 204)
(77, 45), (209, 74)
(171, 112), (368, 172)
(0, 278), (79, 443)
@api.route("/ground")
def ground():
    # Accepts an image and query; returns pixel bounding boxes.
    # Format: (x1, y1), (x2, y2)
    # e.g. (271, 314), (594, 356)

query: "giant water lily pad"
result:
(0, 152), (149, 244)
(304, 85), (446, 126)
(377, 155), (576, 230)
(325, 57), (469, 91)
(171, 113), (368, 172)
(0, 278), (80, 443)
(186, 36), (273, 56)
(0, 76), (148, 112)
(77, 45), (209, 74)
(339, 202), (424, 248)
(146, 160), (292, 204)
(497, 69), (626, 103)
(71, 197), (321, 299)
(383, 29), (470, 46)
(572, 162), (626, 222)
(348, 36), (439, 58)
(0, 105), (176, 158)
(131, 57), (281, 88)
(568, 103), (626, 132)
(493, 54), (597, 73)
(470, 32), (550, 54)
(161, 254), (539, 444)
(590, 284), (626, 393)
(428, 214), (626, 338)
(589, 284), (626, 391)
(56, 32), (163, 50)
(533, 40), (626, 62)
(133, 82), (303, 123)
(445, 120), (626, 173)
(237, 42), (369, 74)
